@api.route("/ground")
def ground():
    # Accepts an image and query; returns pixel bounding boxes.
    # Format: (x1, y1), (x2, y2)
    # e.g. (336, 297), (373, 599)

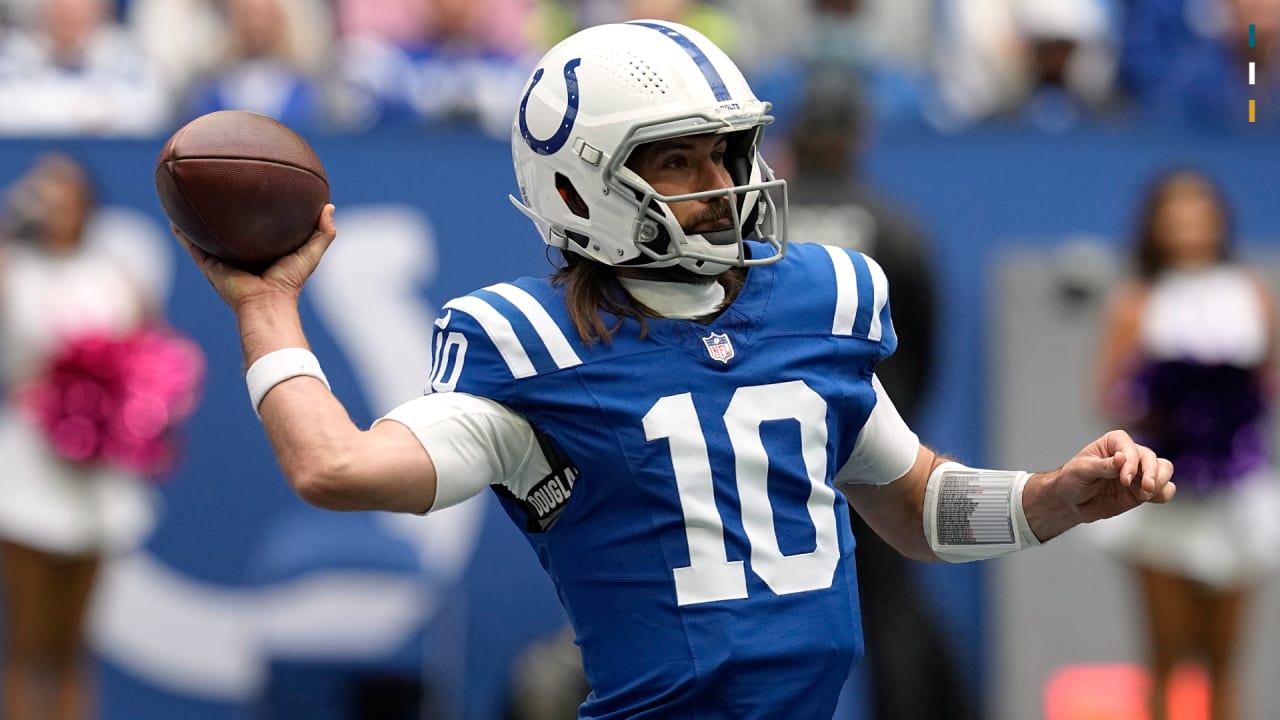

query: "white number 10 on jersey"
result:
(643, 381), (841, 606)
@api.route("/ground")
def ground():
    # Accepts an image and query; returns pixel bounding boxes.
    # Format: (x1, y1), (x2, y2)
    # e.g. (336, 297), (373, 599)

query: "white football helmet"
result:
(509, 20), (787, 275)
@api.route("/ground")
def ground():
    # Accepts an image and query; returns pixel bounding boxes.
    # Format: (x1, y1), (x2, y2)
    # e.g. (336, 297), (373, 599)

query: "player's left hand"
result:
(1026, 430), (1174, 541)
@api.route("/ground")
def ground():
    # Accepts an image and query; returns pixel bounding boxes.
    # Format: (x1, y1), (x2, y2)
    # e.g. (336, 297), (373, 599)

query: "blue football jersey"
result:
(429, 241), (897, 719)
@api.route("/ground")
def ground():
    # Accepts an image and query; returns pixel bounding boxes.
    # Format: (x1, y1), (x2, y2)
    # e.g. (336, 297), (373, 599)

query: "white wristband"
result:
(245, 347), (330, 420)
(922, 461), (1040, 563)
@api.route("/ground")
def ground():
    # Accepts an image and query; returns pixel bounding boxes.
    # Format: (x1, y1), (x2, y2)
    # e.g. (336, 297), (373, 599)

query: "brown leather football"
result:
(155, 110), (330, 269)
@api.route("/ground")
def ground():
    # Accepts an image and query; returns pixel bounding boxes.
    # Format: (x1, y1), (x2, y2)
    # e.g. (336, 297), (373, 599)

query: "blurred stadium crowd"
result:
(0, 0), (1275, 140)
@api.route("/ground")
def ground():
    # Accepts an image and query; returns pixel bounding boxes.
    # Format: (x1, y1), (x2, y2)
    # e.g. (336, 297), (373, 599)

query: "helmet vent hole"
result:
(555, 173), (590, 219)
(602, 51), (669, 99)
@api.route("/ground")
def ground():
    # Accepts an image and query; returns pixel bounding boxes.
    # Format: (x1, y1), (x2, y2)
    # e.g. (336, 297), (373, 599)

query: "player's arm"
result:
(840, 444), (940, 561)
(839, 378), (1177, 562)
(249, 331), (537, 513)
(260, 361), (442, 513)
(176, 205), (533, 513)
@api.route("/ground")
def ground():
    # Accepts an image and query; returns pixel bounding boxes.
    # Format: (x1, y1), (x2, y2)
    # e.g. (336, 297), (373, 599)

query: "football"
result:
(155, 110), (330, 269)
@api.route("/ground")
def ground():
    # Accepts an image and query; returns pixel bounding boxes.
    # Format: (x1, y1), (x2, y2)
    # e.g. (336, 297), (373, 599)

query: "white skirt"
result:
(0, 407), (157, 557)
(1087, 468), (1280, 589)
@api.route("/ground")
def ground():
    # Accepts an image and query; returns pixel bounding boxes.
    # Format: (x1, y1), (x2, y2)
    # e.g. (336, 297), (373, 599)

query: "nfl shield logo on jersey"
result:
(702, 332), (734, 364)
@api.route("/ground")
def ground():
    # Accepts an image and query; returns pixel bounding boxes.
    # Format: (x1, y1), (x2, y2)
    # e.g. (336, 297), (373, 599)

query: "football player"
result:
(178, 20), (1175, 719)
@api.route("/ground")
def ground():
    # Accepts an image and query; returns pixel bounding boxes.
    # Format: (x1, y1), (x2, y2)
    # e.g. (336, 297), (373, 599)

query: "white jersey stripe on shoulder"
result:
(483, 283), (583, 369)
(867, 256), (889, 342)
(824, 245), (859, 336)
(443, 296), (537, 379)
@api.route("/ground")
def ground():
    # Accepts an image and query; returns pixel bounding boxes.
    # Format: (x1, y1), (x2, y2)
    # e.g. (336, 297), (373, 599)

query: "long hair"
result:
(549, 251), (745, 346)
(550, 253), (649, 346)
(1131, 168), (1235, 280)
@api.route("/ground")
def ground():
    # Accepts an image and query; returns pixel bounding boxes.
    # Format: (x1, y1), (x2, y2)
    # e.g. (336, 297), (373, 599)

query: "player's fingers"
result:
(172, 223), (198, 254)
(1107, 428), (1135, 446)
(267, 205), (336, 290)
(1109, 450), (1130, 486)
(1077, 453), (1120, 481)
(175, 233), (237, 299)
(318, 203), (337, 236)
(1115, 439), (1141, 488)
(1149, 479), (1177, 503)
(1103, 429), (1139, 475)
(296, 205), (337, 261)
(1146, 457), (1175, 501)
(174, 228), (221, 274)
(1130, 445), (1160, 499)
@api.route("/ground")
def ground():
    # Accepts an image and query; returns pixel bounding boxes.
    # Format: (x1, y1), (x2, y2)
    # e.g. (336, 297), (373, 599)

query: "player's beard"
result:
(682, 199), (735, 241)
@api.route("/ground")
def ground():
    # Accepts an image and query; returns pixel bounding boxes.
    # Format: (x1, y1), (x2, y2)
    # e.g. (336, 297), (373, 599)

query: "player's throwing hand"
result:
(175, 204), (337, 313)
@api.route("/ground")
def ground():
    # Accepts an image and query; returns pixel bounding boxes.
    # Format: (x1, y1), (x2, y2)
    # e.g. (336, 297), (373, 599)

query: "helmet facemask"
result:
(607, 117), (788, 276)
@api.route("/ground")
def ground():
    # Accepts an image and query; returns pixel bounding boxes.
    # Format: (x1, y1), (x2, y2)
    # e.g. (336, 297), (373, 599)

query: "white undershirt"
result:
(615, 277), (725, 319)
(377, 282), (921, 512)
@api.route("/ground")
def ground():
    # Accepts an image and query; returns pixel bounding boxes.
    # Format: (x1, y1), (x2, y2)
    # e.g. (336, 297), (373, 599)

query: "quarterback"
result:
(178, 20), (1175, 720)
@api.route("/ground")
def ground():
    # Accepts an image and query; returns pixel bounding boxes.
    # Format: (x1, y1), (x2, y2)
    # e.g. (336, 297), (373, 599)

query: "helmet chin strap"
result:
(699, 227), (740, 246)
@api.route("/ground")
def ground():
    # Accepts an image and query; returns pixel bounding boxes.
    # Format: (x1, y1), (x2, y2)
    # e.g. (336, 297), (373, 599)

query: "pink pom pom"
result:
(18, 325), (206, 480)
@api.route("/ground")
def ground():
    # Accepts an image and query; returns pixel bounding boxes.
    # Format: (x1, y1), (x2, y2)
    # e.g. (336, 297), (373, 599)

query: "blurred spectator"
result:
(525, 0), (578, 50)
(810, 0), (932, 129)
(749, 0), (932, 134)
(0, 0), (169, 136)
(925, 1), (1024, 127)
(783, 64), (976, 720)
(124, 0), (225, 107)
(335, 0), (534, 56)
(179, 0), (333, 132)
(803, 0), (897, 70)
(1093, 168), (1280, 720)
(723, 0), (810, 76)
(0, 0), (39, 27)
(334, 0), (432, 49)
(929, 0), (1119, 131)
(0, 153), (202, 720)
(1118, 0), (1280, 129)
(330, 0), (535, 136)
(1014, 0), (1122, 131)
(693, 0), (936, 82)
(573, 0), (739, 56)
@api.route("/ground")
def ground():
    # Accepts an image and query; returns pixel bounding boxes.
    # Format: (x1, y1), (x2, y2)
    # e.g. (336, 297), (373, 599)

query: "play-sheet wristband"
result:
(245, 347), (330, 420)
(922, 461), (1041, 562)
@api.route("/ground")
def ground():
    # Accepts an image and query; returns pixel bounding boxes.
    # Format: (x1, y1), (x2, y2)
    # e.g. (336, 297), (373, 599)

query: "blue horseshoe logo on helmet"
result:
(519, 58), (582, 156)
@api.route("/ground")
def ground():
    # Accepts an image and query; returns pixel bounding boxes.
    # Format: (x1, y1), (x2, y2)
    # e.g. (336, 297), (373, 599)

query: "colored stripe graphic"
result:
(825, 246), (858, 336)
(482, 283), (582, 369)
(1248, 24), (1256, 123)
(629, 22), (732, 101)
(443, 296), (537, 378)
